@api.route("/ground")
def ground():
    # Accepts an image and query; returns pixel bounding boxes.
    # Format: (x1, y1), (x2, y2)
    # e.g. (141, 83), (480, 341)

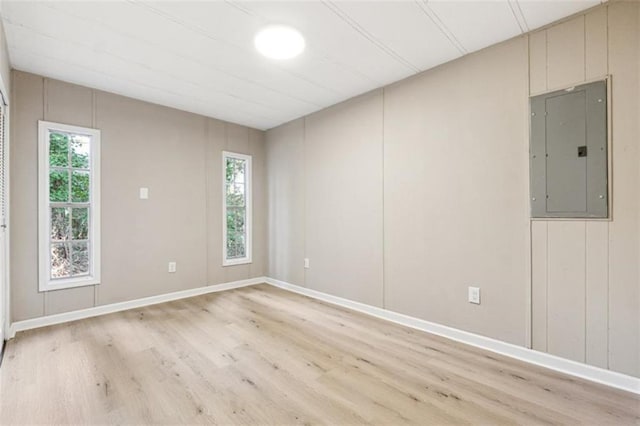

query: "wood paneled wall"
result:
(267, 2), (640, 378)
(529, 3), (639, 376)
(10, 72), (267, 321)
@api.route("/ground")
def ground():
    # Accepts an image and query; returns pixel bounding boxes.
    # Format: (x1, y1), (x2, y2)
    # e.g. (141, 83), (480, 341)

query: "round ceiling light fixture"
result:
(254, 25), (305, 60)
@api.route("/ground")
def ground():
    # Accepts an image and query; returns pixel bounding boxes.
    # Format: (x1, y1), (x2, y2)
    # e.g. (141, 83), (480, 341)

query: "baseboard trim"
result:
(7, 275), (639, 394)
(8, 277), (267, 338)
(265, 277), (640, 395)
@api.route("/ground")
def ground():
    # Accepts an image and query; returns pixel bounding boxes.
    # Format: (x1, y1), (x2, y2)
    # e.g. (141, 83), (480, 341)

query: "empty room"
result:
(0, 0), (638, 424)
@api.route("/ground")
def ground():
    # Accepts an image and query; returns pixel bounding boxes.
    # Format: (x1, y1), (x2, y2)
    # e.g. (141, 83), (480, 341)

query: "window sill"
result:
(39, 276), (100, 292)
(223, 258), (252, 267)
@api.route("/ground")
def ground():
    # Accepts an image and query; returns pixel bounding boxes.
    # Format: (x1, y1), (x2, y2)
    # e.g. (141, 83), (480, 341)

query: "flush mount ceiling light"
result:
(254, 25), (305, 60)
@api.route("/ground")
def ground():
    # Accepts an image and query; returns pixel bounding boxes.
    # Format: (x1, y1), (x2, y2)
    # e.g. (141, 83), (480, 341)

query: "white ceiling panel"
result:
(1, 0), (604, 130)
(426, 1), (524, 53)
(4, 19), (288, 120)
(328, 1), (462, 71)
(42, 1), (340, 105)
(132, 1), (375, 100)
(10, 48), (275, 130)
(237, 1), (415, 85)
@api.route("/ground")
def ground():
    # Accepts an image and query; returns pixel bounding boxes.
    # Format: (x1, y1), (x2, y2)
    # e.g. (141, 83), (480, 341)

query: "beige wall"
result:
(266, 119), (305, 287)
(383, 35), (530, 346)
(10, 71), (267, 321)
(530, 2), (639, 377)
(266, 92), (385, 308)
(305, 91), (384, 307)
(266, 2), (639, 377)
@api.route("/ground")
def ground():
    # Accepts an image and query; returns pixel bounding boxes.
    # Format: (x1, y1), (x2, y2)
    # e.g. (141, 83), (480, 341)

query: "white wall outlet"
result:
(168, 262), (177, 273)
(304, 258), (310, 269)
(468, 286), (481, 304)
(139, 187), (149, 200)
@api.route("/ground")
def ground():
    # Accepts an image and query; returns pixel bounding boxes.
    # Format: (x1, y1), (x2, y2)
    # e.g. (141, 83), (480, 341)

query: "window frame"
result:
(222, 151), (252, 267)
(38, 121), (101, 292)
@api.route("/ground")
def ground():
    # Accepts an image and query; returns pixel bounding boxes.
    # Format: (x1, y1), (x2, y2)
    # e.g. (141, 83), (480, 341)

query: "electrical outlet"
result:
(304, 258), (310, 269)
(168, 262), (177, 273)
(468, 286), (480, 304)
(139, 187), (149, 200)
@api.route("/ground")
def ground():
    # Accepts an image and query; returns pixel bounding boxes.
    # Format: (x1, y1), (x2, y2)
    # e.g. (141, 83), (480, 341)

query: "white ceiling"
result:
(2, 0), (603, 130)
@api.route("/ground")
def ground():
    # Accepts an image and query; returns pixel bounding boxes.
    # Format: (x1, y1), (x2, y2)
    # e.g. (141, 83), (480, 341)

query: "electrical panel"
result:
(530, 80), (608, 218)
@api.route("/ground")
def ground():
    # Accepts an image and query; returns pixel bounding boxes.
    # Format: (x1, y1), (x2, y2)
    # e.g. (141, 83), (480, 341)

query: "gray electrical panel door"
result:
(530, 80), (608, 218)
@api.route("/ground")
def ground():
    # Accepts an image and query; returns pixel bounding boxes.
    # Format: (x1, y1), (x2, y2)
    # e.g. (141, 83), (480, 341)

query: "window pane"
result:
(50, 207), (70, 240)
(226, 158), (245, 184)
(226, 241), (237, 258)
(225, 159), (233, 184)
(71, 170), (90, 202)
(71, 135), (90, 168)
(51, 243), (71, 279)
(226, 183), (245, 207)
(235, 234), (246, 257)
(226, 210), (234, 232)
(233, 161), (245, 183)
(223, 153), (250, 263)
(49, 133), (68, 167)
(72, 208), (89, 240)
(71, 242), (89, 275)
(227, 208), (245, 234)
(226, 232), (246, 259)
(234, 209), (245, 233)
(49, 170), (69, 202)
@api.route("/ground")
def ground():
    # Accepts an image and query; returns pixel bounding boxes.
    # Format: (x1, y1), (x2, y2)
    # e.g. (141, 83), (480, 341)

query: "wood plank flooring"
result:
(1, 284), (638, 425)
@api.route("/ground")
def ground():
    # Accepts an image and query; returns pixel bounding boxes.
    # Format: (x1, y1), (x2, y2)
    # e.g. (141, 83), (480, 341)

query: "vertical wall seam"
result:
(245, 127), (250, 280)
(204, 119), (209, 287)
(582, 15), (587, 364)
(544, 31), (549, 91)
(42, 78), (48, 317)
(584, 222), (587, 363)
(545, 221), (549, 352)
(223, 122), (228, 284)
(606, 5), (610, 77)
(606, 221), (610, 369)
(92, 89), (98, 308)
(605, 4), (610, 370)
(381, 88), (386, 310)
(526, 33), (533, 349)
(583, 15), (587, 82)
(543, 28), (549, 352)
(302, 117), (307, 289)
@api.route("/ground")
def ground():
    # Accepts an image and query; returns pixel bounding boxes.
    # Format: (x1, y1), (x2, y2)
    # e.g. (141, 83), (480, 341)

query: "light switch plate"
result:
(304, 258), (310, 269)
(468, 287), (480, 304)
(139, 187), (149, 199)
(168, 262), (177, 273)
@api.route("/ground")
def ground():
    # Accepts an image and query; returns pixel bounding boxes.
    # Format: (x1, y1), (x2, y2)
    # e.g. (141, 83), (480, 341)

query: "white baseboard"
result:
(265, 277), (640, 395)
(8, 277), (267, 339)
(7, 275), (639, 395)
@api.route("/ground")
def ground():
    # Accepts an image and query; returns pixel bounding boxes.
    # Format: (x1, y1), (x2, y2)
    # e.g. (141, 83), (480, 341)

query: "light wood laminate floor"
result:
(1, 284), (639, 425)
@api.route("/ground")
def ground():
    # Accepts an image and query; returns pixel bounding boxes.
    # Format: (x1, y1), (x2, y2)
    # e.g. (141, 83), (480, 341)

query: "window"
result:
(222, 151), (251, 266)
(38, 121), (100, 291)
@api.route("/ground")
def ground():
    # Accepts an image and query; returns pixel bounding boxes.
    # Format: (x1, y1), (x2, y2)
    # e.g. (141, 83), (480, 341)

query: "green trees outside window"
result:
(226, 157), (247, 259)
(48, 132), (91, 279)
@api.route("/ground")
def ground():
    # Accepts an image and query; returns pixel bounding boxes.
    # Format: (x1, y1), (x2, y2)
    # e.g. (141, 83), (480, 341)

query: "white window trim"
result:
(222, 151), (252, 267)
(38, 121), (101, 292)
